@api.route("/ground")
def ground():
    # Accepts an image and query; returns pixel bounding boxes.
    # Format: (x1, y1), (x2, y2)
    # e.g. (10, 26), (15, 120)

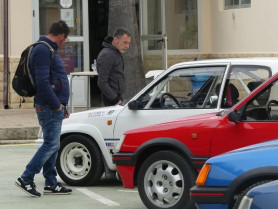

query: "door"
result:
(32, 0), (89, 107)
(139, 0), (200, 70)
(139, 0), (167, 70)
(210, 77), (278, 156)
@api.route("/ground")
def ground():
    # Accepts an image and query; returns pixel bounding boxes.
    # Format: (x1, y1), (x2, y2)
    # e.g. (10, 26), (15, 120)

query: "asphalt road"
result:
(0, 144), (146, 209)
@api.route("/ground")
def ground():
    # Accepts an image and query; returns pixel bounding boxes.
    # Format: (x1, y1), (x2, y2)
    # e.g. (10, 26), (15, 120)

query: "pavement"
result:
(0, 108), (40, 144)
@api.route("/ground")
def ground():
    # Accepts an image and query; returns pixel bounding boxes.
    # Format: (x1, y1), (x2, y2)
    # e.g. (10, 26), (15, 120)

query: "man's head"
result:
(112, 28), (131, 53)
(48, 20), (70, 48)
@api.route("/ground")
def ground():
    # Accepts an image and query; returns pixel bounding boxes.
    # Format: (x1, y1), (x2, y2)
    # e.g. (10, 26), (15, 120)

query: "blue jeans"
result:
(21, 104), (65, 186)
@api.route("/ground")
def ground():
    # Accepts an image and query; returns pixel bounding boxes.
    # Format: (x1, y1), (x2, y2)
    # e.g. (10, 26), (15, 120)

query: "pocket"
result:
(51, 107), (65, 121)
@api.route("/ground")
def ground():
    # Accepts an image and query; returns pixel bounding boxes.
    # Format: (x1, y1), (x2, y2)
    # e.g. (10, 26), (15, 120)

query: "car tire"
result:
(232, 180), (274, 209)
(56, 134), (104, 186)
(137, 151), (197, 209)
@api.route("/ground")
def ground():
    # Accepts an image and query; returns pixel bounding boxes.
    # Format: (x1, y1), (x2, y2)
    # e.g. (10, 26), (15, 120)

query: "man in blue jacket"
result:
(15, 20), (72, 197)
(97, 28), (131, 106)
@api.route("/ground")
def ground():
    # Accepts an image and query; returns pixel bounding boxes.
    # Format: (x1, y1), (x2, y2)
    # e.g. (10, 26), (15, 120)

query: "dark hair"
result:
(113, 28), (131, 39)
(48, 20), (70, 37)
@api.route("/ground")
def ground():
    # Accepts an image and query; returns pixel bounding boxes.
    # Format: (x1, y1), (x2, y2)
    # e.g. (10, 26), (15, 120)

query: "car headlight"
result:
(196, 164), (211, 186)
(238, 196), (253, 209)
(115, 135), (126, 153)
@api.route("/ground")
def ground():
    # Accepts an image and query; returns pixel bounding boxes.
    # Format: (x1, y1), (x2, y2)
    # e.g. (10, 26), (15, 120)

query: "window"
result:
(142, 0), (198, 50)
(38, 0), (85, 73)
(137, 66), (226, 109)
(224, 0), (251, 10)
(243, 79), (278, 121)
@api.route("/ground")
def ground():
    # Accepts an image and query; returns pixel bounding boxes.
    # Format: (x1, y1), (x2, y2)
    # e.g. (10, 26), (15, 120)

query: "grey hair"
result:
(113, 28), (131, 39)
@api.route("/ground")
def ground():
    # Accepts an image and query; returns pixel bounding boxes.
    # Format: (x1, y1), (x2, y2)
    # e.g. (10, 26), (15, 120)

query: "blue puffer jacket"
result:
(29, 36), (69, 110)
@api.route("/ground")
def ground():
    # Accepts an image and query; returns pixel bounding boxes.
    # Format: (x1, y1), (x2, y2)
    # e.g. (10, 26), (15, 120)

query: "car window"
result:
(221, 65), (272, 108)
(242, 78), (278, 121)
(137, 66), (226, 109)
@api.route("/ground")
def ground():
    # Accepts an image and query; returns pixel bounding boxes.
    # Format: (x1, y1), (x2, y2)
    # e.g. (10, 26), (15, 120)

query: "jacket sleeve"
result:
(97, 52), (119, 103)
(33, 45), (60, 110)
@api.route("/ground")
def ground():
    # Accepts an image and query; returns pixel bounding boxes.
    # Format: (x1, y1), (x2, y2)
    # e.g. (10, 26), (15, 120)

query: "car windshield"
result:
(137, 65), (271, 109)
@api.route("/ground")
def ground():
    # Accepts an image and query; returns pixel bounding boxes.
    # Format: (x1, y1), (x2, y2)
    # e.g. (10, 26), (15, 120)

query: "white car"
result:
(55, 58), (278, 186)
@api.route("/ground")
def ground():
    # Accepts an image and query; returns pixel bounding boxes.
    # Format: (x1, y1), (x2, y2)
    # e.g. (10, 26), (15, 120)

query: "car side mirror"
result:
(228, 110), (240, 122)
(128, 100), (140, 110)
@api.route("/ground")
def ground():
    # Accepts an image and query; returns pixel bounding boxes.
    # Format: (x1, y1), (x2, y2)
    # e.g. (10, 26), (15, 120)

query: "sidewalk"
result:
(0, 108), (40, 144)
(0, 107), (95, 144)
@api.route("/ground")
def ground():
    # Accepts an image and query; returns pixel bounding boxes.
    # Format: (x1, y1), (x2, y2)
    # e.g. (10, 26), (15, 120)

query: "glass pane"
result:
(39, 0), (83, 36)
(168, 0), (198, 49)
(224, 0), (240, 9)
(58, 42), (84, 73)
(241, 0), (251, 8)
(141, 0), (162, 36)
(137, 66), (226, 109)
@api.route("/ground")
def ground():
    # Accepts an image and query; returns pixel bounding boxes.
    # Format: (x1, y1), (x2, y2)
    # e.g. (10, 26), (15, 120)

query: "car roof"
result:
(170, 57), (278, 69)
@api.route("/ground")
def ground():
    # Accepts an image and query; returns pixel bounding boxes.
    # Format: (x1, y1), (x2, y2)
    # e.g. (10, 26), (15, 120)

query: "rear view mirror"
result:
(128, 100), (140, 110)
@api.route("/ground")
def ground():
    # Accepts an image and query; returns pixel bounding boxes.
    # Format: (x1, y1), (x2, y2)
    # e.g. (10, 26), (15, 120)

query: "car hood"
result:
(225, 138), (278, 154)
(124, 112), (222, 135)
(63, 105), (124, 125)
(204, 139), (278, 187)
(248, 179), (278, 196)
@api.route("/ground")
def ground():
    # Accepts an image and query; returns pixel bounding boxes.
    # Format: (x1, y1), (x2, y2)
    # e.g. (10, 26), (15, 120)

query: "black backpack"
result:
(12, 41), (55, 97)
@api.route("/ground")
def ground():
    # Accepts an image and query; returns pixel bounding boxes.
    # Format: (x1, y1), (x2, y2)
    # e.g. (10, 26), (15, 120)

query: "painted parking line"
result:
(117, 190), (138, 193)
(76, 188), (120, 206)
(0, 143), (35, 147)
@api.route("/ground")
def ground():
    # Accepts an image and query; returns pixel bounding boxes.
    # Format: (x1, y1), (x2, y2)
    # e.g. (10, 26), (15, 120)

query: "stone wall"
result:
(0, 57), (34, 109)
(0, 57), (3, 107)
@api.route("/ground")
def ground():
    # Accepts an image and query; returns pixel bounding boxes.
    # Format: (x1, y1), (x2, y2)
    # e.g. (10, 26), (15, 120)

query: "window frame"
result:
(224, 0), (251, 10)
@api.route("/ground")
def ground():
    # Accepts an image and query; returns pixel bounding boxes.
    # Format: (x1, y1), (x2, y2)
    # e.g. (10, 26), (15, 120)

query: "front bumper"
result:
(190, 185), (231, 206)
(113, 152), (137, 188)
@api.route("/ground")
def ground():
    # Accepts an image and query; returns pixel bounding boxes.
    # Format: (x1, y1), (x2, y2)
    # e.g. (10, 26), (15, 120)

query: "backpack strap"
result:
(27, 41), (56, 89)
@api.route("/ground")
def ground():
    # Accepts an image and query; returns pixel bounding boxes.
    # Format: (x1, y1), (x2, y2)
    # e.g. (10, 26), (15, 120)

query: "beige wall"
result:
(0, 0), (33, 109)
(9, 0), (33, 57)
(210, 0), (278, 53)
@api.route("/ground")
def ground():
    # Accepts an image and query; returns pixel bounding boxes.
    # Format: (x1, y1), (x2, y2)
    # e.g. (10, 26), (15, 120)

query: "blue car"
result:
(238, 180), (278, 209)
(190, 139), (278, 209)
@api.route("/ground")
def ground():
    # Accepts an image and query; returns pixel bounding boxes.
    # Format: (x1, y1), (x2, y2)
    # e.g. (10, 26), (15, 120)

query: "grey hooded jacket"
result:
(97, 37), (125, 106)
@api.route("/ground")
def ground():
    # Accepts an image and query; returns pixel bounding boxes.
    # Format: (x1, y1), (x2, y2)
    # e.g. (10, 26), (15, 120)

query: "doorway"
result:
(88, 0), (109, 106)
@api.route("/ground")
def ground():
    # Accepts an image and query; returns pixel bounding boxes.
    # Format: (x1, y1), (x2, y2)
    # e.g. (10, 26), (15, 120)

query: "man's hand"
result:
(64, 107), (70, 118)
(54, 104), (70, 119)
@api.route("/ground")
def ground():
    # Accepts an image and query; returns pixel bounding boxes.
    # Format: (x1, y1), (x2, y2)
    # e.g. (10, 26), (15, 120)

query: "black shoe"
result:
(44, 183), (72, 195)
(15, 178), (41, 197)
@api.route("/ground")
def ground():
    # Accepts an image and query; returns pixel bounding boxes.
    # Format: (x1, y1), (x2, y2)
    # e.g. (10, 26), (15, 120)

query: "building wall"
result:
(210, 0), (278, 53)
(2, 0), (278, 108)
(0, 0), (33, 109)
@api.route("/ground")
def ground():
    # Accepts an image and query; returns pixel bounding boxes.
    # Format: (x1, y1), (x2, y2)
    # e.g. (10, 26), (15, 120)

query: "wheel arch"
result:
(133, 137), (200, 184)
(60, 124), (116, 170)
(227, 166), (278, 207)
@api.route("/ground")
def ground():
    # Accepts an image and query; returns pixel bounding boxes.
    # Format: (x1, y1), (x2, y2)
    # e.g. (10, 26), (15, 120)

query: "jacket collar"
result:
(38, 36), (58, 51)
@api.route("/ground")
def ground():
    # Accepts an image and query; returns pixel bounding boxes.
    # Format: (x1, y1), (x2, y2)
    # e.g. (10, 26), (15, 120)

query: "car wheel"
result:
(137, 151), (197, 209)
(232, 180), (274, 209)
(56, 134), (104, 186)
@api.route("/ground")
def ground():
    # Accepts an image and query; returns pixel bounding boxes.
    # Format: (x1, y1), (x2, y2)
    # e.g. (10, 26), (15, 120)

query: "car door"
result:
(210, 76), (278, 156)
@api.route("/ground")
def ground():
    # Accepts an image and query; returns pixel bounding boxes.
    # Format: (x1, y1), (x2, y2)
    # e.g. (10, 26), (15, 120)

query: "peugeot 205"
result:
(113, 71), (278, 209)
(191, 139), (278, 209)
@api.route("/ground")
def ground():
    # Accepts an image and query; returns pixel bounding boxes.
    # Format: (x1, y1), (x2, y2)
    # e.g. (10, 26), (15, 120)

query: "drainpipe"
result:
(3, 0), (9, 109)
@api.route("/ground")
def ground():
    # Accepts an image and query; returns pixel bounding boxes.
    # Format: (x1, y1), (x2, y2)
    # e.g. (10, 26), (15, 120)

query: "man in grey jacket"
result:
(97, 28), (131, 106)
